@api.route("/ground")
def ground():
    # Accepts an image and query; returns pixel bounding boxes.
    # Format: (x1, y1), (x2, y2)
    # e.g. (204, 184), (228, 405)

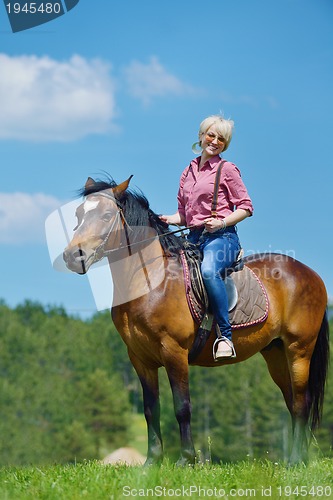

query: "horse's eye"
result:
(102, 212), (113, 222)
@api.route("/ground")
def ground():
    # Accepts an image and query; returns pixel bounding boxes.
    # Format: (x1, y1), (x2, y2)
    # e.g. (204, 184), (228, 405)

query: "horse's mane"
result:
(79, 176), (184, 256)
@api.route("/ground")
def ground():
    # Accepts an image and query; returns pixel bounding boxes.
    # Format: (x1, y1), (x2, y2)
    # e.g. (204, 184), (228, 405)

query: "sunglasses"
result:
(205, 132), (225, 147)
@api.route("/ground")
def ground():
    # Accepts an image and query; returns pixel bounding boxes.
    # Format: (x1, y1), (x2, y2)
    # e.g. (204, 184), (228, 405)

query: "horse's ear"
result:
(85, 177), (96, 190)
(113, 175), (133, 197)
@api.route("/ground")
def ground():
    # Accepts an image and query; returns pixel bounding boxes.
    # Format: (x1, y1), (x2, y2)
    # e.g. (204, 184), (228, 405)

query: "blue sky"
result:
(0, 0), (332, 316)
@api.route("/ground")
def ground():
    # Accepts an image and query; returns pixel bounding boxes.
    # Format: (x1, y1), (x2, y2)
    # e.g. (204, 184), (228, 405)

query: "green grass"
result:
(0, 459), (333, 500)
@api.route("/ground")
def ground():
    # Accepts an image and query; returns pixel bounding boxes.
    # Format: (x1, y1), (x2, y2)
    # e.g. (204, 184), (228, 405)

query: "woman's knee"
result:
(201, 260), (216, 281)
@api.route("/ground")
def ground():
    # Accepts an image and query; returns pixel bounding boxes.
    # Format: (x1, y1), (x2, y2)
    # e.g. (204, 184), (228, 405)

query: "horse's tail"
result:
(307, 309), (330, 430)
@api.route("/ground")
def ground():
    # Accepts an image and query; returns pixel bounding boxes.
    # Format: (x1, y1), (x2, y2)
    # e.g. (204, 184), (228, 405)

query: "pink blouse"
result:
(177, 155), (253, 227)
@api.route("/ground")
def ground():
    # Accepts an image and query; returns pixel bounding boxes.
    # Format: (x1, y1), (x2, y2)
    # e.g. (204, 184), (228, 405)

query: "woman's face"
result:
(200, 124), (226, 157)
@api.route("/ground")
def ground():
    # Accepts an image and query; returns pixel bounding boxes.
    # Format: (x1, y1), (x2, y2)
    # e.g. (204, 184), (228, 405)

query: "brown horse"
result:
(63, 176), (329, 465)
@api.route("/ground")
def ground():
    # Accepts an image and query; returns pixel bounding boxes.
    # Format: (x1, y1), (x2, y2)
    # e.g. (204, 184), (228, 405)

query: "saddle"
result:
(180, 242), (269, 362)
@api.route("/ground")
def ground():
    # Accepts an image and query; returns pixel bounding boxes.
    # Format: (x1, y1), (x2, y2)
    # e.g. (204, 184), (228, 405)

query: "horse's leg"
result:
(261, 338), (311, 464)
(261, 341), (295, 459)
(128, 352), (163, 465)
(140, 373), (164, 466)
(260, 340), (293, 414)
(285, 351), (312, 465)
(164, 354), (196, 466)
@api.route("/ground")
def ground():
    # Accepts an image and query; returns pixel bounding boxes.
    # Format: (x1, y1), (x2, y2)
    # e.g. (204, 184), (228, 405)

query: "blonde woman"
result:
(161, 115), (253, 360)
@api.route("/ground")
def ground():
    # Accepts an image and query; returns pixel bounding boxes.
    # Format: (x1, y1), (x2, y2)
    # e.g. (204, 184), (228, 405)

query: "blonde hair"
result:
(199, 115), (234, 151)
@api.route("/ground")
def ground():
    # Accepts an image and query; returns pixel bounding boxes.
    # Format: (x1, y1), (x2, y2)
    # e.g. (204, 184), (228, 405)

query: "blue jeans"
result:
(188, 227), (241, 340)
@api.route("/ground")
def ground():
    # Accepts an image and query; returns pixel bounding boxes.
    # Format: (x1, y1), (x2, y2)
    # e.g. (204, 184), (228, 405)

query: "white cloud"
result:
(0, 192), (62, 244)
(123, 56), (197, 105)
(0, 53), (200, 141)
(0, 53), (116, 141)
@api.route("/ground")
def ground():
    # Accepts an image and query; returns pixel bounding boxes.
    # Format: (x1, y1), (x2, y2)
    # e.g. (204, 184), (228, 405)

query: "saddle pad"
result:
(228, 266), (269, 329)
(180, 250), (268, 329)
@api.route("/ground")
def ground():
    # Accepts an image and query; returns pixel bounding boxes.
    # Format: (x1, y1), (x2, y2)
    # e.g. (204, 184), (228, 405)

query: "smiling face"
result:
(200, 123), (226, 158)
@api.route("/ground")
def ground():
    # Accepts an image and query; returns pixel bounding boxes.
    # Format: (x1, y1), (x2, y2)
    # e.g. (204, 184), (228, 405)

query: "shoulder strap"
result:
(211, 160), (224, 217)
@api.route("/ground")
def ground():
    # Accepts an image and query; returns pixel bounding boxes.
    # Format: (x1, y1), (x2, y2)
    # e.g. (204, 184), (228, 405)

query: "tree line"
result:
(0, 300), (332, 465)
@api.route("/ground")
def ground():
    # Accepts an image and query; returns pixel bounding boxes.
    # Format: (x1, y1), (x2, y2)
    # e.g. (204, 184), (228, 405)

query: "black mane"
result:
(79, 176), (184, 255)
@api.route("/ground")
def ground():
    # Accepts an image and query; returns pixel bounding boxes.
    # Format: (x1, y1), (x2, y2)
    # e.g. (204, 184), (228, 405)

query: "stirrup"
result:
(213, 336), (236, 361)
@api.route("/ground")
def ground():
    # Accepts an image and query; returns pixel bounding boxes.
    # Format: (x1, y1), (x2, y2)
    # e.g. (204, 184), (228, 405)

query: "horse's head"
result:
(63, 176), (132, 274)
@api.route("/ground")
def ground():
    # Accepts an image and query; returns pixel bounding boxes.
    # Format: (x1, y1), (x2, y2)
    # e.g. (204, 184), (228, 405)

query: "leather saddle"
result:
(180, 243), (268, 362)
(182, 240), (243, 317)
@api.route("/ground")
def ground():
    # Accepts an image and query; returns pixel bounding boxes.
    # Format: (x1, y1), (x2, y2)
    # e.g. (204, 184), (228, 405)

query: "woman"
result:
(161, 115), (253, 360)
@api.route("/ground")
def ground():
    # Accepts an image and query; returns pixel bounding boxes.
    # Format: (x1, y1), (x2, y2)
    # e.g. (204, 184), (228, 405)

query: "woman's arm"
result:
(160, 211), (186, 226)
(204, 208), (251, 232)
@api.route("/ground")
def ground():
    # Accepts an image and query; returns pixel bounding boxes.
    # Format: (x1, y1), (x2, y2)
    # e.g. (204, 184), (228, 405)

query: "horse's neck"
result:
(107, 234), (168, 307)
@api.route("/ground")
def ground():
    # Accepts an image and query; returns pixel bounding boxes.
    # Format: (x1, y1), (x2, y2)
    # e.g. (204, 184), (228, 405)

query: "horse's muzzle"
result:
(63, 246), (88, 274)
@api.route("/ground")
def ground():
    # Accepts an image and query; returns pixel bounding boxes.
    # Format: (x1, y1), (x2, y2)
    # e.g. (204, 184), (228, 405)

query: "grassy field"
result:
(0, 459), (333, 500)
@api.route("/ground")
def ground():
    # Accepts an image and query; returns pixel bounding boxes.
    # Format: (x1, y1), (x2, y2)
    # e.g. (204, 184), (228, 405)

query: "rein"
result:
(102, 220), (196, 257)
(85, 190), (195, 259)
(86, 159), (224, 260)
(90, 209), (123, 262)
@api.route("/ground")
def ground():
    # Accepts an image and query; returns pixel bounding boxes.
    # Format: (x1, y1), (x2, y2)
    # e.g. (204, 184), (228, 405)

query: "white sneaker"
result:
(213, 337), (236, 361)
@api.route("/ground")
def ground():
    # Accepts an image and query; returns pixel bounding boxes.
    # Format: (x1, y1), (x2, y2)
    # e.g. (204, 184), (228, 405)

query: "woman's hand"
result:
(159, 212), (184, 226)
(204, 209), (250, 232)
(203, 217), (226, 232)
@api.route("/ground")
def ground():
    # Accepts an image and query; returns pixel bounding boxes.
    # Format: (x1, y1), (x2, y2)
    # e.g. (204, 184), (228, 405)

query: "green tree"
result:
(77, 368), (131, 457)
(0, 301), (132, 465)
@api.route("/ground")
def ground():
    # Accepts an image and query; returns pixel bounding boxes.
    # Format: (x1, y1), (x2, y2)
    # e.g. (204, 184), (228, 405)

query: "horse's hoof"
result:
(176, 455), (195, 467)
(288, 457), (307, 467)
(144, 456), (162, 467)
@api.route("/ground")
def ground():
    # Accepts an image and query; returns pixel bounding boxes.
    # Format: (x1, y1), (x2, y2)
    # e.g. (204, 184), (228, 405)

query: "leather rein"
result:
(85, 191), (195, 261)
(86, 162), (224, 261)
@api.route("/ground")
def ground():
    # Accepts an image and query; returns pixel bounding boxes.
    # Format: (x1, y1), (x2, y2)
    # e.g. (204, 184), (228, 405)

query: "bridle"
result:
(81, 191), (195, 263)
(85, 191), (126, 263)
